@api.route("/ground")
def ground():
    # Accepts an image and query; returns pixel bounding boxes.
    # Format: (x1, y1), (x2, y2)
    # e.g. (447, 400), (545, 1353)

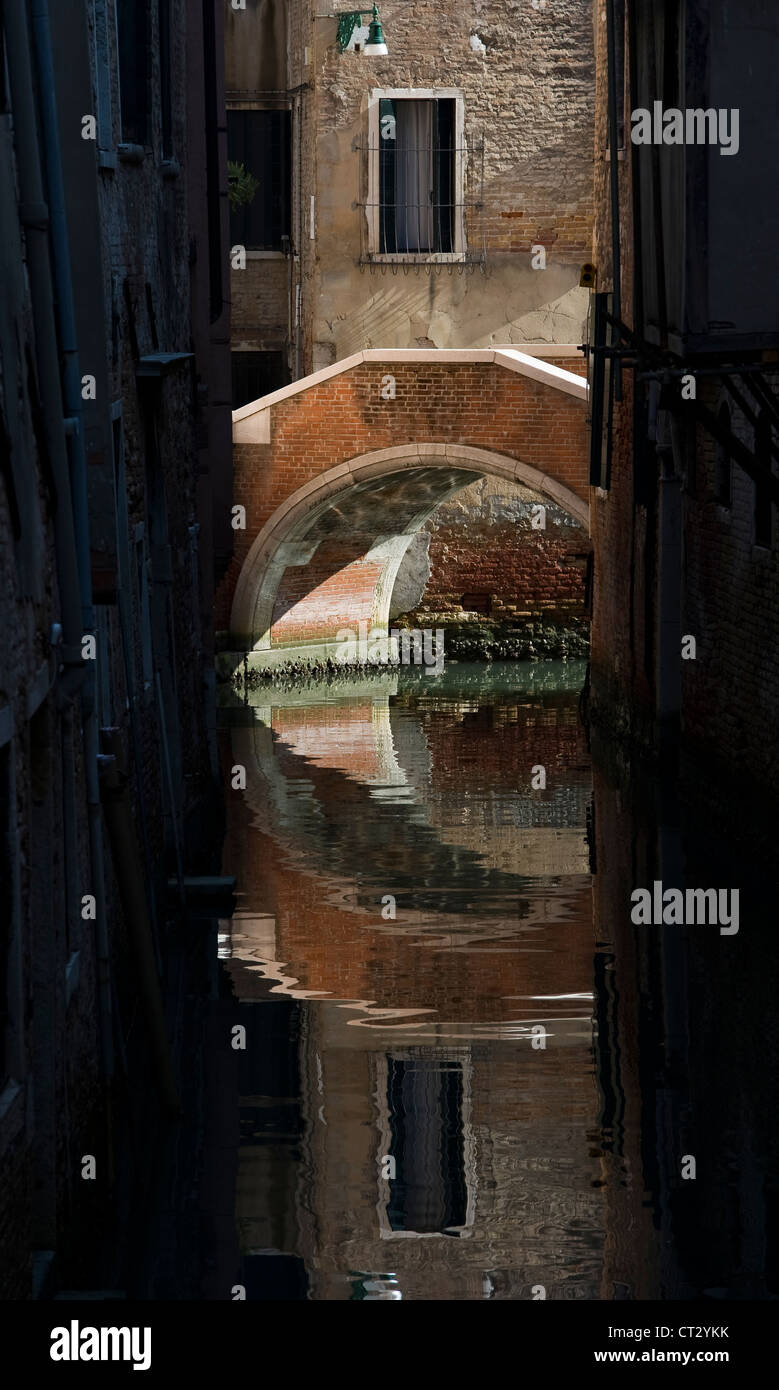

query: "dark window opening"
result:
(715, 404), (732, 507)
(379, 98), (456, 254)
(231, 351), (288, 410)
(754, 410), (772, 548)
(117, 0), (149, 146)
(228, 110), (291, 251)
(158, 0), (172, 157)
(202, 0), (223, 322)
(385, 1057), (468, 1234)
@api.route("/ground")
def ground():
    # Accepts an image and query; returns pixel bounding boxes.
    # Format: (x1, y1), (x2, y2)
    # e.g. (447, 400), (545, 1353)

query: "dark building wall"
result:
(589, 0), (779, 803)
(0, 0), (230, 1298)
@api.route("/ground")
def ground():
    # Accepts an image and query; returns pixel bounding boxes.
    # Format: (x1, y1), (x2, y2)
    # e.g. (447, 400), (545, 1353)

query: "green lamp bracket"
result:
(336, 6), (381, 52)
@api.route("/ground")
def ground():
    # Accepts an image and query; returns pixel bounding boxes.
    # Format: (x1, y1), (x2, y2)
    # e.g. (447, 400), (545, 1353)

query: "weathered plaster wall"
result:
(309, 1), (594, 365)
(225, 0), (595, 377)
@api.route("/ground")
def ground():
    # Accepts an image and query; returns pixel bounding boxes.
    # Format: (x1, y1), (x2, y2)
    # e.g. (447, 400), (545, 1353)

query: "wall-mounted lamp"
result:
(336, 6), (389, 56)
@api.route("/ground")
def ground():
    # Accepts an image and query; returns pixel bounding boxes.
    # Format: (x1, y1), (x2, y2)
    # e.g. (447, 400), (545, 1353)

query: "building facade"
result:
(589, 0), (779, 828)
(0, 0), (230, 1297)
(221, 1), (596, 663)
(225, 0), (595, 396)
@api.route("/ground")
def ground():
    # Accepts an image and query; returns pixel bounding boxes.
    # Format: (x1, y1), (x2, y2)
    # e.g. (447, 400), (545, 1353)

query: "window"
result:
(93, 0), (114, 156)
(715, 403), (732, 507)
(754, 410), (773, 548)
(158, 0), (172, 158)
(227, 110), (291, 250)
(231, 351), (288, 410)
(383, 1056), (468, 1235)
(367, 91), (466, 260)
(117, 0), (149, 146)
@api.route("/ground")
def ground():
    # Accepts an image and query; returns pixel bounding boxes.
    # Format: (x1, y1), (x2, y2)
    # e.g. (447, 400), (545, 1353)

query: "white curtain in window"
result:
(395, 101), (434, 253)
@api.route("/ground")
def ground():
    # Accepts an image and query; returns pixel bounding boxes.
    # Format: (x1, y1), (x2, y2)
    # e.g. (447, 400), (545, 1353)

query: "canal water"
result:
(215, 661), (779, 1302)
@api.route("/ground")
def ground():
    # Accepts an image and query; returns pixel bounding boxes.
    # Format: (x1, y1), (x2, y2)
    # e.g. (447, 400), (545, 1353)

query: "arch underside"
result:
(230, 445), (590, 667)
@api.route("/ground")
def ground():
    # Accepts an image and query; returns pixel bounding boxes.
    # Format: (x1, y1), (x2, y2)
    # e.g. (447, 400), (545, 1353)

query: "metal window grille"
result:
(358, 98), (484, 269)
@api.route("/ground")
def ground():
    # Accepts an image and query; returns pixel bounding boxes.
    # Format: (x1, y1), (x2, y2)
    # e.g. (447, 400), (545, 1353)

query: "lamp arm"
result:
(336, 6), (380, 52)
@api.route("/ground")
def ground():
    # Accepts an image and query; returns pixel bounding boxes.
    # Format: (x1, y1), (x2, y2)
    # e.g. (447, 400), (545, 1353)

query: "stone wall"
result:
(0, 0), (229, 1297)
(224, 0), (595, 382)
(400, 476), (590, 628)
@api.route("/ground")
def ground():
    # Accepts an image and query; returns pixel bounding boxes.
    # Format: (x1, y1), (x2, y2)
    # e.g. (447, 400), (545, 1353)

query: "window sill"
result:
(752, 542), (773, 559)
(365, 252), (468, 265)
(245, 250), (287, 260)
(117, 142), (147, 165)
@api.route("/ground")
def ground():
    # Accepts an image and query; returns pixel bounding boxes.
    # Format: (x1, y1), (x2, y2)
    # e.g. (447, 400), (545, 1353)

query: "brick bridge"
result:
(217, 348), (589, 667)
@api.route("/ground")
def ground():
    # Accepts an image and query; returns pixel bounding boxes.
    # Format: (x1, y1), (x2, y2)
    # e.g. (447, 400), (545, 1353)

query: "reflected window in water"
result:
(382, 1056), (471, 1236)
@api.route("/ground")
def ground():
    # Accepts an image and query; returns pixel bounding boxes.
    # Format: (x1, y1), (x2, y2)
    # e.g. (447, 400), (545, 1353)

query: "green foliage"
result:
(227, 160), (259, 211)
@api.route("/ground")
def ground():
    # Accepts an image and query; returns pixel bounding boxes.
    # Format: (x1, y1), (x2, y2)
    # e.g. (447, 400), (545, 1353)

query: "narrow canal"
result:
(212, 662), (779, 1302)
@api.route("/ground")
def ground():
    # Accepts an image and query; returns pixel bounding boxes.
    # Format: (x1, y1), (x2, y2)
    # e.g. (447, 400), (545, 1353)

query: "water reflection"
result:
(219, 662), (605, 1299)
(216, 662), (779, 1301)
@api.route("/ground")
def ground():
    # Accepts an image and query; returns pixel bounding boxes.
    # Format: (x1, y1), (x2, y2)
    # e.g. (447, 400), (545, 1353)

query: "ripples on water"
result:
(216, 661), (779, 1301)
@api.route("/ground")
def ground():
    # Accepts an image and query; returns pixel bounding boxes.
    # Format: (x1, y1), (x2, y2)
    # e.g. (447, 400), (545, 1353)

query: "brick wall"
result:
(404, 479), (590, 626)
(217, 357), (590, 637)
(231, 259), (288, 350)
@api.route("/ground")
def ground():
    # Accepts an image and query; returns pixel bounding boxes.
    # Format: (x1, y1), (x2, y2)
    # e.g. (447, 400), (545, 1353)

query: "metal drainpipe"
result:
(4, 0), (85, 698)
(296, 89), (303, 379)
(28, 0), (114, 1079)
(655, 398), (683, 771)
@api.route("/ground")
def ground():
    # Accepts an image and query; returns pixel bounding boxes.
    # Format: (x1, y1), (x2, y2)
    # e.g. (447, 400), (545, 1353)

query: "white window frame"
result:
(367, 88), (467, 264)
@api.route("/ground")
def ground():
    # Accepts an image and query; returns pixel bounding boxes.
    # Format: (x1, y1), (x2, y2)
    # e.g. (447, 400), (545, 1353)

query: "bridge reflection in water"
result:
(216, 662), (779, 1301)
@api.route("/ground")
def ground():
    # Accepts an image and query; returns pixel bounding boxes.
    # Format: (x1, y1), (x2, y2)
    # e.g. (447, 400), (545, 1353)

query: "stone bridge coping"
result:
(232, 345), (588, 441)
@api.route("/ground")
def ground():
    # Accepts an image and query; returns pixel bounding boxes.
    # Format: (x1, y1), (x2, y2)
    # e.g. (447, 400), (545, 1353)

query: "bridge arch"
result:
(231, 444), (589, 658)
(218, 348), (590, 664)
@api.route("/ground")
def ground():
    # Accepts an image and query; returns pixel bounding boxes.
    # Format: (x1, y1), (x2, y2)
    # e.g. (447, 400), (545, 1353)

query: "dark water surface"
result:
(215, 662), (779, 1301)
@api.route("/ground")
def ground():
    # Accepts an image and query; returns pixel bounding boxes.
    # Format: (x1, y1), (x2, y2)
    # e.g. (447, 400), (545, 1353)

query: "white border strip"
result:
(232, 346), (587, 431)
